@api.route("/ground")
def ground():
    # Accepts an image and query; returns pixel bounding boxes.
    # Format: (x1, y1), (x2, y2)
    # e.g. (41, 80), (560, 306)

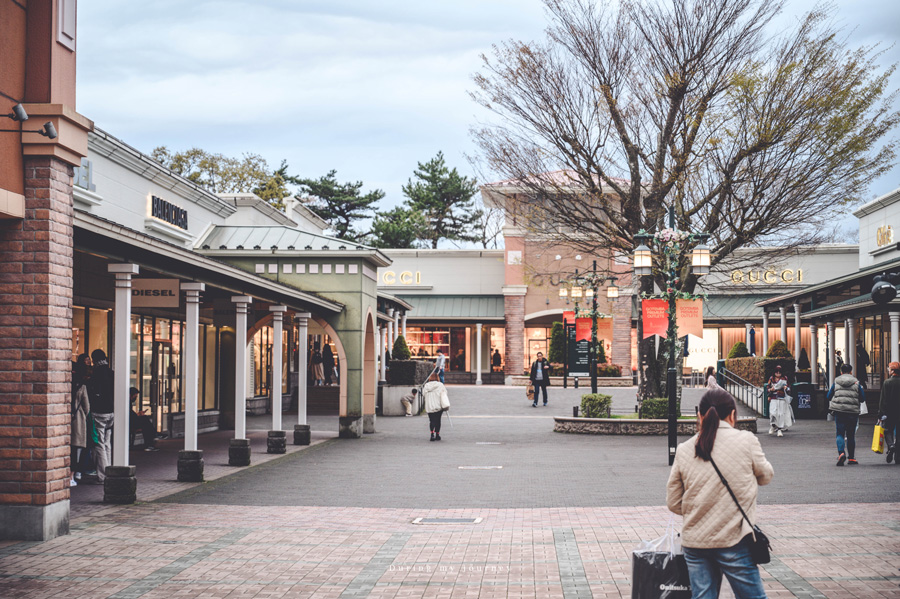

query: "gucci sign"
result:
(731, 269), (803, 284)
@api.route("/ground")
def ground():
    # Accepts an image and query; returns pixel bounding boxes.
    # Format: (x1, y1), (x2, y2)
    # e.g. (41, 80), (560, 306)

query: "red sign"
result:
(575, 317), (592, 341)
(597, 317), (613, 342)
(676, 299), (704, 338)
(562, 311), (575, 324)
(642, 299), (669, 339)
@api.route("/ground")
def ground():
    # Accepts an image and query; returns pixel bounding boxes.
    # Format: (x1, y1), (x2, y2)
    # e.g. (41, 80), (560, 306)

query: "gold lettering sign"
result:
(382, 271), (422, 285)
(877, 225), (894, 247)
(731, 269), (802, 284)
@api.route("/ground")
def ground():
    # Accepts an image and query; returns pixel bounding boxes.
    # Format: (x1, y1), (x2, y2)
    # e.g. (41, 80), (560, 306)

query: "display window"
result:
(405, 326), (472, 371)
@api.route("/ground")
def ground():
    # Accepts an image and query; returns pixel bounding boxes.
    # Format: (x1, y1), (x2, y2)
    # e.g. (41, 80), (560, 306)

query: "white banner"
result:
(131, 279), (180, 308)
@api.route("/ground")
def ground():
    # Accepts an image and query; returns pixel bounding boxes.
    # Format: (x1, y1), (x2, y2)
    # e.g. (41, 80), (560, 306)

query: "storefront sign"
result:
(675, 299), (704, 338)
(877, 225), (894, 247)
(132, 279), (180, 308)
(381, 270), (422, 285)
(597, 317), (613, 342)
(730, 269), (802, 284)
(151, 195), (189, 230)
(642, 299), (668, 339)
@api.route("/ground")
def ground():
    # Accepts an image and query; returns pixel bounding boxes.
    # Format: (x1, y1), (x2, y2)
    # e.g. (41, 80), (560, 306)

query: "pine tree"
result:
(295, 170), (384, 242)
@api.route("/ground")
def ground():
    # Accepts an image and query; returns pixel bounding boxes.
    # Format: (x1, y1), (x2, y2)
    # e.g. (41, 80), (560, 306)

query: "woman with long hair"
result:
(667, 388), (774, 599)
(706, 366), (720, 390)
(70, 353), (92, 486)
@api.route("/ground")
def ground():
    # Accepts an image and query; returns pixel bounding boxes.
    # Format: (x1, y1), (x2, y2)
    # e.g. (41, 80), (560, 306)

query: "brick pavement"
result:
(2, 385), (898, 598)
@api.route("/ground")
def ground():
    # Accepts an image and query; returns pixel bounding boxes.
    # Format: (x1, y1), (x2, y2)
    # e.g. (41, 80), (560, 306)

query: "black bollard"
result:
(177, 450), (204, 482)
(103, 465), (137, 504)
(267, 430), (286, 454)
(228, 438), (251, 466)
(293, 424), (311, 446)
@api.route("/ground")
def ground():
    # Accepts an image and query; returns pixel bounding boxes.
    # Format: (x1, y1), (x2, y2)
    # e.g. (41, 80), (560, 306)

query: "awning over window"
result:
(397, 295), (505, 321)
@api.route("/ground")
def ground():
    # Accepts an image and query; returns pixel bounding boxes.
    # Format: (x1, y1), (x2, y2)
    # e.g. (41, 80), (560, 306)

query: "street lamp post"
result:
(633, 206), (710, 465)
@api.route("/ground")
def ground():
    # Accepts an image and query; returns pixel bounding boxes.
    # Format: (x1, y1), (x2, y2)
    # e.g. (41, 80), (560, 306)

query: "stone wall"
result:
(553, 417), (758, 435)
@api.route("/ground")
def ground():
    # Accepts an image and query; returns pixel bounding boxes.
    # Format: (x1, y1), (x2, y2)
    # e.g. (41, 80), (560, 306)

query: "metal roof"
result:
(631, 295), (776, 320)
(398, 295), (505, 320)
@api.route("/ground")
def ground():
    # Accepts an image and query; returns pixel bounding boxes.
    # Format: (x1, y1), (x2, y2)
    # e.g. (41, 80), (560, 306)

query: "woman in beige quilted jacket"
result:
(667, 388), (774, 599)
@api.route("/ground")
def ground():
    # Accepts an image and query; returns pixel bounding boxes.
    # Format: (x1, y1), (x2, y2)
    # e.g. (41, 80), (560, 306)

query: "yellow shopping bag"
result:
(872, 424), (885, 454)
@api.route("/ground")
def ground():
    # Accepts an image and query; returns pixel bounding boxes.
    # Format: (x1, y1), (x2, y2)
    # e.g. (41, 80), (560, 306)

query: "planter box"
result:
(553, 416), (758, 435)
(381, 384), (423, 416)
(509, 376), (633, 388)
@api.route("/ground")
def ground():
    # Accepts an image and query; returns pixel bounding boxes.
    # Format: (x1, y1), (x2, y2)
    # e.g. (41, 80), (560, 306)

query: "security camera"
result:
(872, 273), (899, 305)
(7, 104), (29, 122)
(38, 122), (57, 139)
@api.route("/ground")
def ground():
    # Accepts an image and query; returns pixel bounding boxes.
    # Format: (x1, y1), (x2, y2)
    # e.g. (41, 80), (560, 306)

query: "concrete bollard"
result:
(267, 430), (287, 454)
(103, 465), (137, 504)
(177, 450), (204, 482)
(228, 438), (251, 466)
(293, 424), (311, 446)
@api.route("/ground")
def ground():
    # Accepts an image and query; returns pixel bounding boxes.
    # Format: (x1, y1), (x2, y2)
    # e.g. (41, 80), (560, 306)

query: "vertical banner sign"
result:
(676, 299), (704, 338)
(597, 317), (613, 342)
(642, 299), (669, 339)
(562, 310), (576, 324)
(575, 318), (592, 342)
(566, 324), (590, 376)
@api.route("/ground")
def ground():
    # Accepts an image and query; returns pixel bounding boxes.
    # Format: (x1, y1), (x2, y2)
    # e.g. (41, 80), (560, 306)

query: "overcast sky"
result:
(77, 0), (900, 219)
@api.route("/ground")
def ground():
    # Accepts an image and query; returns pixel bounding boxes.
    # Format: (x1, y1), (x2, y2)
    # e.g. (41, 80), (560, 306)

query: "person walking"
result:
(88, 348), (115, 483)
(766, 367), (793, 437)
(667, 388), (774, 599)
(435, 349), (446, 383)
(322, 344), (335, 386)
(826, 363), (864, 466)
(878, 361), (900, 464)
(529, 352), (551, 407)
(856, 340), (870, 381)
(70, 355), (92, 487)
(422, 373), (450, 441)
(310, 345), (325, 386)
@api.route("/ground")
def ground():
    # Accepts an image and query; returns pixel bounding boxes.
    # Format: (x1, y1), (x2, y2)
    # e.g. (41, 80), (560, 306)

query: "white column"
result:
(891, 312), (900, 363)
(402, 312), (407, 338)
(270, 306), (287, 432)
(181, 282), (205, 452)
(386, 319), (394, 354)
(846, 319), (853, 374)
(108, 264), (139, 467)
(394, 310), (401, 341)
(476, 323), (483, 385)
(232, 296), (252, 440)
(295, 313), (311, 426)
(745, 323), (752, 350)
(762, 312), (769, 356)
(793, 303), (802, 362)
(378, 326), (386, 382)
(779, 307), (787, 343)
(809, 324), (818, 386)
(827, 321), (836, 384)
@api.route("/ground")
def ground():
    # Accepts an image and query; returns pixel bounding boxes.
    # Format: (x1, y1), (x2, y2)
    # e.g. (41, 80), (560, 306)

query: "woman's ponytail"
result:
(695, 388), (737, 461)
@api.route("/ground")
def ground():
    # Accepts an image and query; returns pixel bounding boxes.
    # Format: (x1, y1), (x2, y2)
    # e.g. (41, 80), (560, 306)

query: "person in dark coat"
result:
(322, 344), (335, 386)
(492, 349), (502, 372)
(529, 352), (551, 407)
(88, 349), (115, 482)
(879, 361), (900, 464)
(856, 340), (870, 379)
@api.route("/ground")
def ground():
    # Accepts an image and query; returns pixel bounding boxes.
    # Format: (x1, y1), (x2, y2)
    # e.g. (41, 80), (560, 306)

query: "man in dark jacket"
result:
(879, 361), (900, 463)
(88, 349), (115, 482)
(529, 352), (551, 407)
(826, 363), (864, 466)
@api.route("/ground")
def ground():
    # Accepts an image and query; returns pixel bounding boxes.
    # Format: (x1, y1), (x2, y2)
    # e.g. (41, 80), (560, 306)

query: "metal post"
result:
(666, 206), (677, 466)
(108, 264), (139, 467)
(563, 319), (569, 389)
(590, 261), (599, 394)
(827, 321), (836, 385)
(181, 282), (204, 451)
(809, 324), (818, 386)
(793, 303), (802, 364)
(848, 318), (857, 377)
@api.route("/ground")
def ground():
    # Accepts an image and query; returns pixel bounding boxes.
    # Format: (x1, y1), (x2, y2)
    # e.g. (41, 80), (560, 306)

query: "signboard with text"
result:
(676, 299), (704, 338)
(566, 324), (590, 377)
(132, 279), (180, 308)
(641, 299), (668, 339)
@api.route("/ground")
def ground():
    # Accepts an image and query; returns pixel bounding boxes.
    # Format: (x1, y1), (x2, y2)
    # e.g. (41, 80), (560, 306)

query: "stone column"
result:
(779, 307), (787, 344)
(827, 322), (836, 384)
(293, 313), (311, 445)
(402, 312), (407, 338)
(178, 283), (205, 482)
(476, 323), (483, 385)
(762, 312), (769, 357)
(378, 326), (386, 382)
(809, 324), (818, 386)
(268, 306), (287, 454)
(229, 296), (252, 466)
(891, 313), (900, 363)
(793, 303), (802, 363)
(108, 264), (139, 468)
(846, 319), (853, 374)
(502, 285), (528, 381)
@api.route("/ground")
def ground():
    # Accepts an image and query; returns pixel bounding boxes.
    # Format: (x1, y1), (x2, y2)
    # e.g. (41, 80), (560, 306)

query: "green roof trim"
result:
(631, 295), (777, 320)
(397, 295), (505, 320)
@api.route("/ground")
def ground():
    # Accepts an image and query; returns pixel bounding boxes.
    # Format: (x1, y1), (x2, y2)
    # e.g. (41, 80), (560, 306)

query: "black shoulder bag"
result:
(708, 457), (771, 564)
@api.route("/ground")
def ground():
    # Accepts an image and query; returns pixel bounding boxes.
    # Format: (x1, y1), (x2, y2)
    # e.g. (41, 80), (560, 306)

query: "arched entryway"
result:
(363, 309), (377, 433)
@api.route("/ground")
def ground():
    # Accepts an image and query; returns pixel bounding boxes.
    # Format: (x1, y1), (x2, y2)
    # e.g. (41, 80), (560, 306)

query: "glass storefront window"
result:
(525, 327), (551, 372)
(253, 326), (273, 397)
(88, 308), (109, 356)
(72, 307), (85, 360)
(489, 327), (505, 372)
(202, 324), (217, 410)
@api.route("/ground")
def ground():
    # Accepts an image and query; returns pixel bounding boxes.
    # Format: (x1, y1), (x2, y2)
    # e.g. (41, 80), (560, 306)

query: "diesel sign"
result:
(151, 195), (189, 230)
(132, 279), (180, 308)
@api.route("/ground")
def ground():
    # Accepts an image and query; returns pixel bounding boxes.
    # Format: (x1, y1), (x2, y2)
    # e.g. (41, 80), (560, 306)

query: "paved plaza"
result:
(1, 385), (899, 598)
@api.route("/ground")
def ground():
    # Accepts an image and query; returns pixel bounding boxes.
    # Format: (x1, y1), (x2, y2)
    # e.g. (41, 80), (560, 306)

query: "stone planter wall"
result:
(509, 376), (633, 388)
(553, 417), (758, 435)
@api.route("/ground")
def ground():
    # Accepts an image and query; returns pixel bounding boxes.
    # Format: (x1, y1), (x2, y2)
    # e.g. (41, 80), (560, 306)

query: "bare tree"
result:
(471, 0), (899, 397)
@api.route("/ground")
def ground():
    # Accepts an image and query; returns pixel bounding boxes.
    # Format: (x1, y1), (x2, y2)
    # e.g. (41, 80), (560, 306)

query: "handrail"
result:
(720, 368), (766, 416)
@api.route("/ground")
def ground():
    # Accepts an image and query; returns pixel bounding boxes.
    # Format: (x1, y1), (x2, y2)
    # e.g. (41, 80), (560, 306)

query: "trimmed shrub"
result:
(548, 322), (565, 365)
(797, 347), (811, 371)
(597, 341), (607, 365)
(765, 340), (793, 359)
(726, 357), (765, 385)
(727, 342), (750, 359)
(580, 393), (612, 418)
(641, 396), (680, 419)
(392, 335), (411, 361)
(597, 364), (623, 377)
(388, 360), (432, 385)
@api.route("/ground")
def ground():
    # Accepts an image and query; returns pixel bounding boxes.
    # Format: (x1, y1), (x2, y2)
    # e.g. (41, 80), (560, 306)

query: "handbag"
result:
(708, 457), (771, 564)
(872, 423), (885, 454)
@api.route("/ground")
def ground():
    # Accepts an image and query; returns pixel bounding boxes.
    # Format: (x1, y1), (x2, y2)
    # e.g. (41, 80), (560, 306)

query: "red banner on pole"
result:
(597, 317), (613, 342)
(575, 317), (592, 342)
(562, 310), (575, 324)
(642, 299), (669, 339)
(676, 299), (704, 338)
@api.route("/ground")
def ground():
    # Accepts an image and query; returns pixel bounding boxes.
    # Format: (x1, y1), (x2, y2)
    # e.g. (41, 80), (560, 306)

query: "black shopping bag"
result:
(631, 550), (691, 599)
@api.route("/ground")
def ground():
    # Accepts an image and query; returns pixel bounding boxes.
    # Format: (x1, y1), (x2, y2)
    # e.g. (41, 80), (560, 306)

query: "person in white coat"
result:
(422, 373), (450, 441)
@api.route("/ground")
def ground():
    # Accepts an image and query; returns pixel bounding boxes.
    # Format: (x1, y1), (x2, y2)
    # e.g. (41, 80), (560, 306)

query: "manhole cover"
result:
(458, 466), (503, 470)
(412, 517), (483, 525)
(476, 442), (501, 445)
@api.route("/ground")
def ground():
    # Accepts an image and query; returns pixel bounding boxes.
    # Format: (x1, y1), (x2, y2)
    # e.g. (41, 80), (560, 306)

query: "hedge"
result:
(581, 393), (612, 418)
(726, 357), (765, 386)
(597, 364), (623, 377)
(641, 396), (681, 419)
(388, 360), (433, 385)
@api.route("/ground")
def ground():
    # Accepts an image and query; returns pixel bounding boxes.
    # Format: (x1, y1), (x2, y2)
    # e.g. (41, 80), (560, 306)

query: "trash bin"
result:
(791, 382), (818, 419)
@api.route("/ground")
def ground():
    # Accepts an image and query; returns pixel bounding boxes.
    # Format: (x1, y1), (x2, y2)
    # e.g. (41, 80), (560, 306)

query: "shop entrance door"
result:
(150, 341), (178, 434)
